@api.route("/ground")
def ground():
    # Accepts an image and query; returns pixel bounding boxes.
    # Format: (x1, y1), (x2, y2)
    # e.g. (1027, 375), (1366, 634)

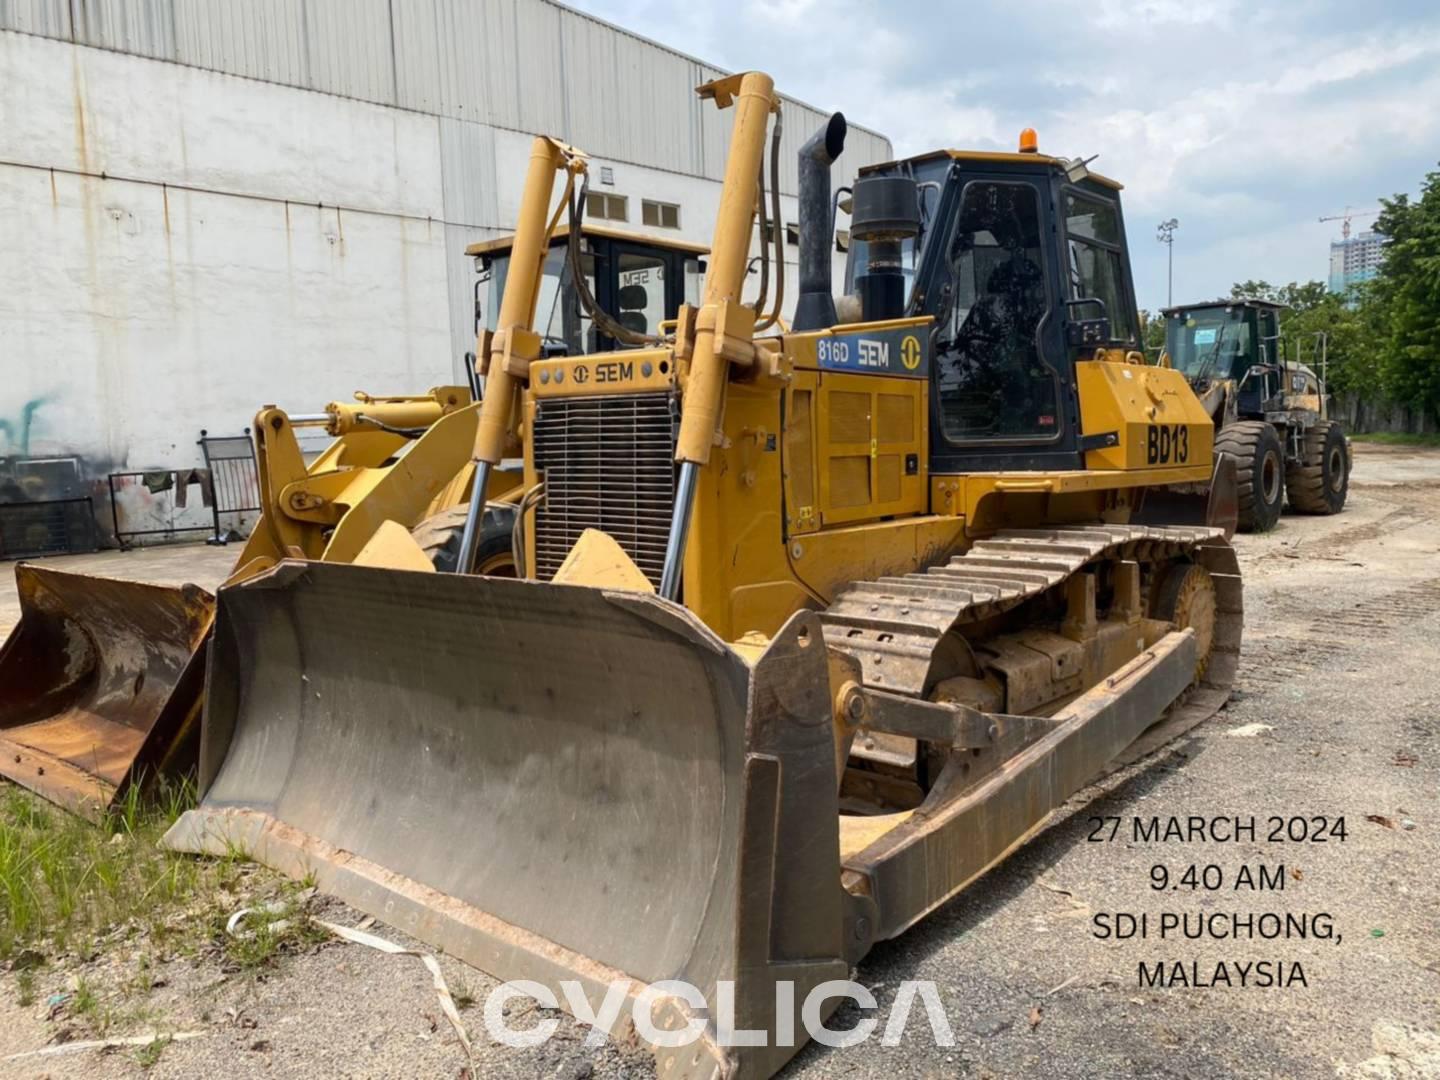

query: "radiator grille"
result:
(533, 392), (678, 586)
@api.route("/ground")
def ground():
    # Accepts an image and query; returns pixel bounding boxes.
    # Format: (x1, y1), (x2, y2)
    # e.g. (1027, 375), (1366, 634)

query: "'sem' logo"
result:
(900, 334), (922, 370)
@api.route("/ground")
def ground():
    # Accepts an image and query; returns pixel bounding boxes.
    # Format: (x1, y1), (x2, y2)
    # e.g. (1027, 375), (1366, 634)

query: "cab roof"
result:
(1162, 298), (1289, 316)
(465, 223), (710, 259)
(860, 148), (1123, 191)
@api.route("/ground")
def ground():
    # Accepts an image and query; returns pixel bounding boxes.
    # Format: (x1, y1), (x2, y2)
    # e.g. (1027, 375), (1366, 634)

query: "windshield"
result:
(483, 246), (596, 356)
(1165, 307), (1250, 380)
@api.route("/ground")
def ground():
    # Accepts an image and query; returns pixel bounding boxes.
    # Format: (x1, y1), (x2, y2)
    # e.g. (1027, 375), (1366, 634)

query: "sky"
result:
(564, 0), (1440, 313)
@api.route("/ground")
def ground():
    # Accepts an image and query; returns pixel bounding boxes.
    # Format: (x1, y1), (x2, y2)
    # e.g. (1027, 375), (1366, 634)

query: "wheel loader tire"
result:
(1286, 421), (1349, 515)
(409, 503), (517, 575)
(1214, 421), (1283, 532)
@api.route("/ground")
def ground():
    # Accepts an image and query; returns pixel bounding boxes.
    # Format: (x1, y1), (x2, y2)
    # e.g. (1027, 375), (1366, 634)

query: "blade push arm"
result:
(456, 137), (587, 573)
(660, 71), (780, 599)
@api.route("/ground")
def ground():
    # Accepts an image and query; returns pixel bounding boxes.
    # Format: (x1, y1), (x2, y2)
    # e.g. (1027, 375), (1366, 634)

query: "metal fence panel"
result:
(0, 497), (96, 559)
(199, 435), (260, 516)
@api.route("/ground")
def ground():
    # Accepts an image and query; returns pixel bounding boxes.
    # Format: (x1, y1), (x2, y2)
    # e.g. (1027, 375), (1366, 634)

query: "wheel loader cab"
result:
(466, 225), (707, 357)
(847, 151), (1145, 472)
(1163, 299), (1286, 414)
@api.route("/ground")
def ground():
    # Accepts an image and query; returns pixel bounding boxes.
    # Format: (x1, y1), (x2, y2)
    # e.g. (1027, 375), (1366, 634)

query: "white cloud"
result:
(563, 0), (1440, 307)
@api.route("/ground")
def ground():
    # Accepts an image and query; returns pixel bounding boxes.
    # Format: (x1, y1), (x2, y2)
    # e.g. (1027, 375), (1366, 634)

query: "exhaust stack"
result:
(791, 112), (847, 332)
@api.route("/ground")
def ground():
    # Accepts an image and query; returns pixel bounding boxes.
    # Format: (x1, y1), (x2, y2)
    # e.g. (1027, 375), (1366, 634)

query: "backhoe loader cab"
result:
(467, 225), (707, 356)
(1163, 297), (1350, 530)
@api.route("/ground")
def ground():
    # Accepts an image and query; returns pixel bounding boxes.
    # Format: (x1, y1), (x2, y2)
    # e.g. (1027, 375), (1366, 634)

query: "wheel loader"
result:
(0, 176), (713, 818)
(155, 73), (1243, 1078)
(1162, 297), (1351, 531)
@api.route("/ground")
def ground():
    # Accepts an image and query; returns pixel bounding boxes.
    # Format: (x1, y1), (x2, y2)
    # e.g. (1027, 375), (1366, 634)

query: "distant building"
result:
(1328, 231), (1386, 294)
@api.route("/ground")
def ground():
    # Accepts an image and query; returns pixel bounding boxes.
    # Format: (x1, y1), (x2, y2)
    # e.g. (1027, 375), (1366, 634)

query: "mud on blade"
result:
(166, 561), (857, 1079)
(0, 565), (214, 820)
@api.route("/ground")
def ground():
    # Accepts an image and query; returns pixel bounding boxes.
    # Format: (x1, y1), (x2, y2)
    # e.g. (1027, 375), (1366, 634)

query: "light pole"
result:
(1157, 218), (1179, 307)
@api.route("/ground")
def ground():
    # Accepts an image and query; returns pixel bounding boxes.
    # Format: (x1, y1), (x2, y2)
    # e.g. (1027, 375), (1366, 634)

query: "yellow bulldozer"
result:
(7, 71), (1241, 1077)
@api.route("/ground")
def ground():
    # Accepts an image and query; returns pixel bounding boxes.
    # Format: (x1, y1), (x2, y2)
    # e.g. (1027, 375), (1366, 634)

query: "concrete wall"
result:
(1336, 394), (1438, 436)
(0, 30), (451, 482)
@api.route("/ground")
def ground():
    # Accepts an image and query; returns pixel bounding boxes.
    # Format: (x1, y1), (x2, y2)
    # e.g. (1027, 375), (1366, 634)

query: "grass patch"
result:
(452, 973), (478, 1011)
(135, 1034), (172, 1069)
(1350, 431), (1440, 447)
(216, 887), (330, 975)
(0, 776), (249, 966)
(0, 777), (329, 1046)
(70, 974), (101, 1027)
(16, 966), (36, 1006)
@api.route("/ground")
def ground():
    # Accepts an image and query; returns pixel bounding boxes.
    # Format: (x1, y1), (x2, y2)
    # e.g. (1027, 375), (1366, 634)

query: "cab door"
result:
(922, 172), (1078, 472)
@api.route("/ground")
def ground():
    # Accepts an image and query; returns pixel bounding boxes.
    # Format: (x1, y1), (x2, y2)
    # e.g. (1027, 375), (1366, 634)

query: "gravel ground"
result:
(2, 442), (1437, 1079)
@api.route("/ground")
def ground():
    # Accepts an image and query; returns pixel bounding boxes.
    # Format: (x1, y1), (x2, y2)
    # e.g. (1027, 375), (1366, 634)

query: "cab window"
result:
(935, 180), (1059, 442)
(484, 247), (597, 356)
(1165, 308), (1249, 381)
(1064, 191), (1134, 343)
(614, 251), (666, 344)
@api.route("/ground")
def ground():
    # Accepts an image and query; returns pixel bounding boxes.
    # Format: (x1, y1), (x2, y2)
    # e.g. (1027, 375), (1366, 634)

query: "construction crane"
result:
(1319, 206), (1380, 240)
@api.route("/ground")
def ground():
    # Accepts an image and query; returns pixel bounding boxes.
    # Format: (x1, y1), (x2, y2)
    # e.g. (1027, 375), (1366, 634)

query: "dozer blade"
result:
(165, 561), (856, 1079)
(0, 565), (215, 820)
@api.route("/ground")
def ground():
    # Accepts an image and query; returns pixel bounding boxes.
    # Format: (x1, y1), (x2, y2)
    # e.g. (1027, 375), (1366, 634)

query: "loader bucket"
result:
(1134, 450), (1240, 540)
(0, 565), (215, 820)
(165, 561), (856, 1078)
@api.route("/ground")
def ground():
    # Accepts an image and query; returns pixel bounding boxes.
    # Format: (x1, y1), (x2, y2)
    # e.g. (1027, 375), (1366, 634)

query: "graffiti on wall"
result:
(0, 398), (47, 456)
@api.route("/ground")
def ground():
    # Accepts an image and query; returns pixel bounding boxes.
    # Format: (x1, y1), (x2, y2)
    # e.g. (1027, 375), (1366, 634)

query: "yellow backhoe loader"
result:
(161, 73), (1242, 1077)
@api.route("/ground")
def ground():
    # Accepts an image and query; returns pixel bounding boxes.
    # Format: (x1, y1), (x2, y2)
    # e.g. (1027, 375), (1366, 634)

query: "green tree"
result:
(1373, 167), (1440, 424)
(1139, 309), (1167, 358)
(1219, 279), (1383, 399)
(1228, 279), (1330, 313)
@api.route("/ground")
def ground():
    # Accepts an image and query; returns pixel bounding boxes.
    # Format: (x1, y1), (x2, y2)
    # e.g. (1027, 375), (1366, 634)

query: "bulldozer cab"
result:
(467, 224), (707, 356)
(845, 150), (1143, 472)
(1162, 298), (1287, 413)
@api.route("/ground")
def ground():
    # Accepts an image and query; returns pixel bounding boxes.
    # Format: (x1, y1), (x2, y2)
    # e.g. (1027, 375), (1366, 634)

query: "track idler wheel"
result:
(1151, 562), (1216, 680)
